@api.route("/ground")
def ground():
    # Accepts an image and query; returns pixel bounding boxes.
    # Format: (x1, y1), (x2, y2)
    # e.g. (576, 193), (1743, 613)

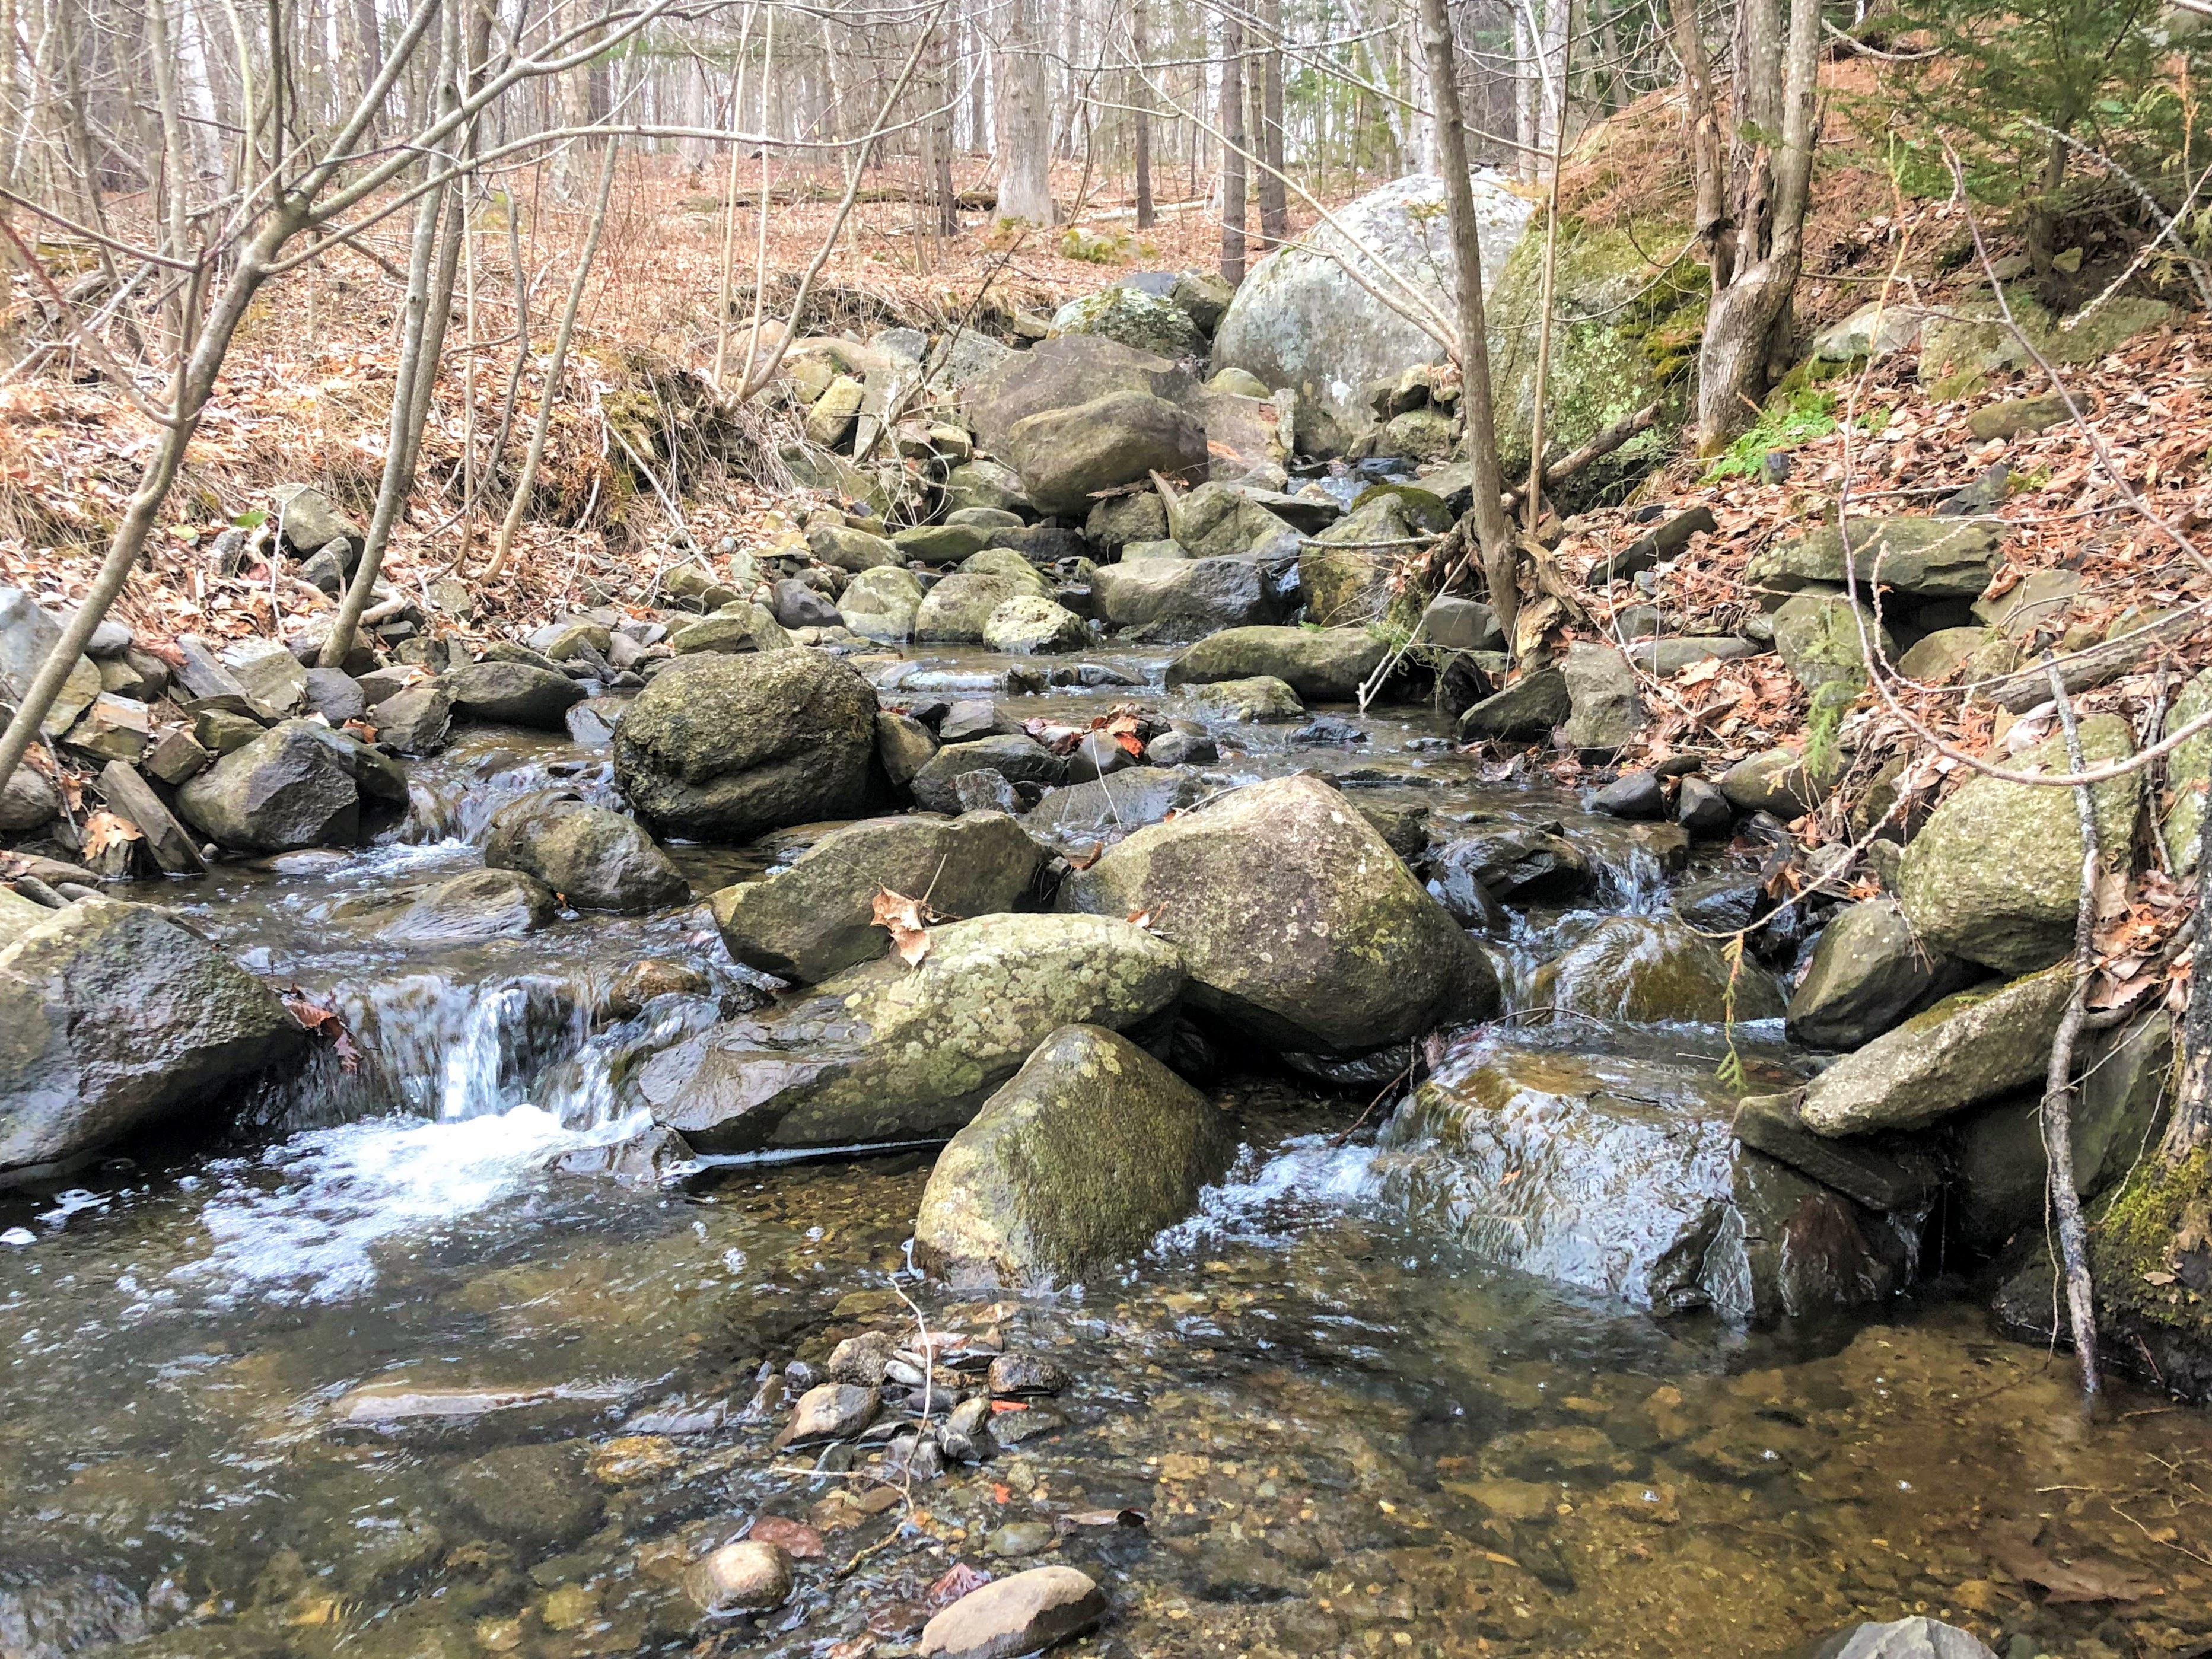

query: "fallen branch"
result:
(1501, 399), (1664, 515)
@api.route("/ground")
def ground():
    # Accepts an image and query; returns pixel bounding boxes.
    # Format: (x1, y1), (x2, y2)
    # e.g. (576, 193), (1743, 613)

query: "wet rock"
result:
(1457, 668), (1572, 740)
(1807, 1617), (1998, 1659)
(0, 898), (304, 1182)
(381, 868), (558, 945)
(1896, 713), (2140, 973)
(1731, 1093), (1942, 1214)
(1560, 644), (1647, 750)
(176, 719), (366, 852)
(986, 1352), (1070, 1396)
(1091, 556), (1279, 639)
(1379, 1028), (1915, 1319)
(840, 565), (928, 641)
(447, 660), (589, 731)
(0, 586), (103, 738)
(915, 1024), (1237, 1282)
(1533, 915), (1785, 1023)
(367, 681), (453, 755)
(954, 771), (1023, 814)
(1023, 768), (1209, 852)
(443, 1443), (600, 1549)
(1674, 775), (1732, 836)
(1062, 773), (1497, 1052)
(985, 1521), (1056, 1558)
(1797, 966), (2071, 1136)
(826, 1331), (896, 1386)
(1182, 674), (1302, 722)
(638, 913), (1185, 1152)
(1787, 898), (1965, 1050)
(606, 957), (711, 1017)
(1718, 746), (1832, 817)
(774, 1382), (879, 1447)
(614, 651), (880, 841)
(711, 813), (1045, 983)
(1004, 391), (1208, 516)
(876, 711), (939, 789)
(482, 794), (688, 913)
(984, 596), (1089, 654)
(556, 1124), (697, 1186)
(0, 762), (59, 831)
(911, 735), (1066, 814)
(1593, 769), (1664, 819)
(918, 1565), (1105, 1659)
(1746, 517), (2003, 602)
(1065, 731), (1135, 783)
(1427, 823), (1588, 900)
(685, 1540), (794, 1614)
(1164, 624), (1387, 702)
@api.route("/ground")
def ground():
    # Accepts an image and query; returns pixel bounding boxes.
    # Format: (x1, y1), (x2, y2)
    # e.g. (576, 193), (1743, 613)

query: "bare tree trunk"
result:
(1218, 8), (1245, 282)
(1415, 0), (1515, 636)
(923, 9), (959, 237)
(2164, 796), (2212, 1157)
(1131, 0), (1152, 228)
(1256, 0), (1286, 251)
(995, 0), (1054, 224)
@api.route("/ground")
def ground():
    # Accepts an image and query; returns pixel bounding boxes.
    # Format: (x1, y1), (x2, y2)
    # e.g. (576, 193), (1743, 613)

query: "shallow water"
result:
(4, 645), (2209, 1659)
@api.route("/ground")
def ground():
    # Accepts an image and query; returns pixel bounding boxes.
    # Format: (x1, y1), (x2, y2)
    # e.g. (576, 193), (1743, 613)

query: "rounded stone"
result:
(684, 1540), (794, 1613)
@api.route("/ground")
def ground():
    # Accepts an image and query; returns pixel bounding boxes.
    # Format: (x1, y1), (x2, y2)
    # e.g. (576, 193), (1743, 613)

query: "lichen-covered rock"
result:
(807, 521), (902, 571)
(964, 335), (1186, 456)
(711, 812), (1045, 983)
(1061, 773), (1497, 1052)
(612, 651), (880, 840)
(915, 574), (1035, 644)
(1180, 674), (1302, 722)
(1774, 591), (1893, 703)
(1213, 173), (1532, 454)
(1896, 713), (2139, 973)
(1531, 915), (1785, 1024)
(1745, 517), (2003, 601)
(669, 603), (795, 657)
(1560, 643), (1647, 750)
(838, 565), (927, 641)
(1, 898), (303, 1181)
(1374, 1027), (1916, 1319)
(1164, 624), (1386, 701)
(1091, 557), (1279, 639)
(636, 913), (1185, 1152)
(1051, 285), (1203, 358)
(1299, 491), (1446, 628)
(983, 596), (1089, 654)
(1004, 390), (1209, 517)
(483, 792), (689, 913)
(1796, 967), (2071, 1136)
(915, 1024), (1237, 1282)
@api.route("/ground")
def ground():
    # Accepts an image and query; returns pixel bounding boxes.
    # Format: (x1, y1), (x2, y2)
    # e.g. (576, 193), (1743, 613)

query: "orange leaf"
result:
(80, 810), (142, 859)
(871, 887), (934, 966)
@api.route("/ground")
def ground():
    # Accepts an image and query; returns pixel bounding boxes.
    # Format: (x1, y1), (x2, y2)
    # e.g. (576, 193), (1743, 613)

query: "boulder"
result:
(301, 665), (367, 725)
(1717, 746), (1832, 817)
(911, 735), (1067, 813)
(940, 458), (1032, 517)
(636, 913), (1185, 1152)
(1896, 713), (2140, 973)
(1051, 285), (1203, 358)
(1457, 668), (1571, 740)
(1023, 766), (1210, 852)
(1531, 915), (1786, 1024)
(269, 484), (361, 555)
(1164, 625), (1387, 702)
(1300, 491), (1446, 627)
(1774, 592), (1893, 700)
(1213, 172), (1532, 454)
(1, 899), (304, 1182)
(876, 710), (939, 790)
(1376, 1027), (1917, 1319)
(918, 1566), (1106, 1659)
(769, 579), (841, 631)
(1730, 1093), (1942, 1215)
(220, 639), (308, 715)
(1559, 643), (1648, 750)
(897, 523), (995, 564)
(483, 794), (689, 912)
(1415, 595), (1504, 653)
(1796, 966), (2071, 1136)
(176, 719), (366, 852)
(1895, 625), (1995, 684)
(0, 762), (59, 832)
(808, 522), (902, 572)
(983, 596), (1089, 654)
(963, 333), (1186, 457)
(1806, 1620), (1997, 1659)
(669, 604), (795, 657)
(1060, 773), (1498, 1052)
(916, 574), (1034, 643)
(369, 681), (453, 754)
(838, 565), (927, 641)
(915, 1024), (1237, 1282)
(95, 760), (204, 875)
(1426, 823), (1589, 900)
(1787, 899), (1963, 1050)
(613, 651), (880, 841)
(1004, 391), (1209, 517)
(1091, 557), (1279, 639)
(1745, 517), (2003, 601)
(1086, 491), (1169, 552)
(1167, 480), (1303, 561)
(383, 868), (558, 945)
(710, 812), (1045, 982)
(446, 661), (587, 730)
(0, 586), (103, 738)
(1182, 674), (1302, 722)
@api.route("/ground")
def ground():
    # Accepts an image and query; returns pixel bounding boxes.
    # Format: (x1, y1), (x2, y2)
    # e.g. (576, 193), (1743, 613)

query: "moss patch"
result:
(2092, 1145), (2212, 1338)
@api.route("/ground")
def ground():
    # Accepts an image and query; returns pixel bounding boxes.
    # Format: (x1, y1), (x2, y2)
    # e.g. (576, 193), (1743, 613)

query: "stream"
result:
(3, 645), (2209, 1659)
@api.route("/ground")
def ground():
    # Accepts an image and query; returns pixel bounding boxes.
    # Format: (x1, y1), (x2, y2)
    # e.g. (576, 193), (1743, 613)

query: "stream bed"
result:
(3, 647), (2210, 1659)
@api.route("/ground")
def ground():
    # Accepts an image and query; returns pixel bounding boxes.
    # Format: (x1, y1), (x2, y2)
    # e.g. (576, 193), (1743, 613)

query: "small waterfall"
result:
(336, 972), (593, 1123)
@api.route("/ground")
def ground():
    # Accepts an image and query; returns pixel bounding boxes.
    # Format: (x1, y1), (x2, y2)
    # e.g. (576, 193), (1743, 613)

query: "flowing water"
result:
(3, 647), (2210, 1659)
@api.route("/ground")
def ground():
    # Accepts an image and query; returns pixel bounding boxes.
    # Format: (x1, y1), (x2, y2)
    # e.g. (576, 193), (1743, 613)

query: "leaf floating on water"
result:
(926, 1562), (991, 1608)
(871, 887), (939, 966)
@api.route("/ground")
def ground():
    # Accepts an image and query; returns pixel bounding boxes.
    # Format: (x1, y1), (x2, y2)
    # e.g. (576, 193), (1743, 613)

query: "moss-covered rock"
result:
(838, 566), (926, 641)
(483, 792), (689, 913)
(1164, 625), (1387, 701)
(636, 913), (1185, 1152)
(1785, 897), (1962, 1050)
(1050, 286), (1203, 359)
(1531, 915), (1785, 1024)
(2086, 1142), (2212, 1400)
(1059, 773), (1497, 1052)
(915, 1024), (1237, 1283)
(1918, 289), (2172, 398)
(1896, 713), (2140, 973)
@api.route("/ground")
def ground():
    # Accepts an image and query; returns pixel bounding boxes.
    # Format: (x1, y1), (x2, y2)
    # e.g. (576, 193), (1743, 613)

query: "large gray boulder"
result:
(963, 334), (1188, 457)
(612, 651), (880, 840)
(1050, 286), (1203, 358)
(1375, 1028), (1917, 1319)
(1212, 172), (1532, 454)
(1, 899), (303, 1182)
(1786, 898), (1964, 1050)
(710, 812), (1045, 982)
(636, 913), (1185, 1152)
(915, 1024), (1237, 1283)
(1896, 714), (2139, 973)
(0, 586), (103, 738)
(483, 792), (689, 913)
(1003, 390), (1209, 517)
(1060, 773), (1497, 1053)
(1164, 624), (1387, 702)
(1091, 556), (1279, 639)
(176, 719), (370, 852)
(915, 574), (1038, 644)
(1796, 966), (2071, 1136)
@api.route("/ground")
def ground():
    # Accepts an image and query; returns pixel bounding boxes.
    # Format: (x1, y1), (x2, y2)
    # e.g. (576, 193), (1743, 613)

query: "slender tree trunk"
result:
(1218, 8), (1245, 282)
(1256, 0), (1286, 250)
(1416, 0), (1516, 636)
(1131, 0), (1152, 228)
(2165, 797), (2212, 1157)
(995, 0), (1054, 223)
(924, 11), (958, 236)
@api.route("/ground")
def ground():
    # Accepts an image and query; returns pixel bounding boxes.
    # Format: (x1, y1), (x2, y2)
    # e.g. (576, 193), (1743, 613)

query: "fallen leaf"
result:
(80, 811), (142, 859)
(1067, 842), (1103, 871)
(748, 1514), (825, 1559)
(1059, 1508), (1147, 1530)
(871, 887), (935, 966)
(1991, 1537), (2159, 1604)
(927, 1563), (991, 1608)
